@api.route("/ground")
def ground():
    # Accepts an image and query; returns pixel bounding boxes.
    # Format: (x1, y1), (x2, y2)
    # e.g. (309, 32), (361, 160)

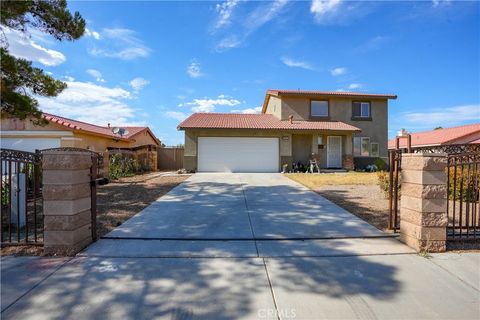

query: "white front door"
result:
(327, 136), (342, 168)
(197, 137), (279, 172)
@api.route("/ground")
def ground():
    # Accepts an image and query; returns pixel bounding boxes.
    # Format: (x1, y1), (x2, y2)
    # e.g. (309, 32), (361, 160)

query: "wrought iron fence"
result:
(1, 149), (43, 245)
(389, 143), (480, 242)
(447, 152), (480, 241)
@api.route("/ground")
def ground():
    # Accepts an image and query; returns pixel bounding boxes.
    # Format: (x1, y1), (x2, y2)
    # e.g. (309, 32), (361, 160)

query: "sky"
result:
(3, 0), (479, 145)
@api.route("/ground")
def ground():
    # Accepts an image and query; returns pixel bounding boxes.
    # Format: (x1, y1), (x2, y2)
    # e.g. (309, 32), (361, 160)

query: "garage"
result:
(198, 137), (279, 172)
(0, 138), (61, 152)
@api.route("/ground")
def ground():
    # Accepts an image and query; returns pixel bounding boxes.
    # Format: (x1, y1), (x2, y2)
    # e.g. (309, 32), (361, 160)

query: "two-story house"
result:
(178, 89), (397, 172)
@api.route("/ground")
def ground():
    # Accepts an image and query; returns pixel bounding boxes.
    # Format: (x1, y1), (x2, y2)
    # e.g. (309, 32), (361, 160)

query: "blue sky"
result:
(5, 0), (479, 145)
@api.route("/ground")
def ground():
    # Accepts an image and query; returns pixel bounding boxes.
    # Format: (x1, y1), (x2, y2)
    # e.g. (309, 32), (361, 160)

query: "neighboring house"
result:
(178, 89), (397, 172)
(388, 123), (480, 149)
(1, 112), (161, 170)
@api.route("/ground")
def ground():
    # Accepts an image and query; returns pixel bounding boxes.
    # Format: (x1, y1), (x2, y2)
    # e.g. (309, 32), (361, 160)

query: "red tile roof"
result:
(267, 89), (397, 99)
(178, 113), (361, 131)
(388, 123), (480, 149)
(43, 113), (159, 144)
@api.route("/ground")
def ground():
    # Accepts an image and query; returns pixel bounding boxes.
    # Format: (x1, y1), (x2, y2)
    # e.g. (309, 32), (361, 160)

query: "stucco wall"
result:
(182, 129), (353, 171)
(275, 96), (389, 159)
(1, 117), (158, 152)
(265, 95), (282, 119)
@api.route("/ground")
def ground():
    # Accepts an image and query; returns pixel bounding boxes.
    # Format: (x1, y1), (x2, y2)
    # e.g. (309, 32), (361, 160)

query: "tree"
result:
(1, 0), (85, 122)
(434, 126), (443, 130)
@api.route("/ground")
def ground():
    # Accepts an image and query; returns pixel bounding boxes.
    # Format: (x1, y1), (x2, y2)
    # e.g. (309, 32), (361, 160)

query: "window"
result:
(352, 102), (371, 118)
(371, 143), (379, 157)
(311, 100), (329, 117)
(354, 137), (371, 156)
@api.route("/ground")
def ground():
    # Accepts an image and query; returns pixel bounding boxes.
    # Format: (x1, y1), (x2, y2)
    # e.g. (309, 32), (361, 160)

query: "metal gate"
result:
(1, 149), (43, 245)
(447, 151), (480, 241)
(389, 143), (480, 238)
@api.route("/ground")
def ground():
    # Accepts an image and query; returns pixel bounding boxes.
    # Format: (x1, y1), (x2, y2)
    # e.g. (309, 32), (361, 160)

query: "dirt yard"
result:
(96, 172), (190, 238)
(286, 172), (391, 232)
(1, 172), (190, 256)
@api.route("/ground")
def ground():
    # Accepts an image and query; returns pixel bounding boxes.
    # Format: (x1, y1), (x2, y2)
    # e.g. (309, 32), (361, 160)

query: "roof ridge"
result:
(409, 122), (480, 135)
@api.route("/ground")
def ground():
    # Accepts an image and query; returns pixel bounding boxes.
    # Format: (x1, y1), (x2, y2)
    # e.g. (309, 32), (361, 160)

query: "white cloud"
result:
(63, 75), (75, 82)
(37, 81), (144, 126)
(347, 83), (362, 89)
(85, 28), (101, 40)
(310, 0), (374, 25)
(3, 27), (66, 66)
(432, 0), (451, 8)
(88, 28), (151, 60)
(215, 0), (288, 52)
(281, 57), (314, 70)
(180, 95), (241, 113)
(215, 35), (242, 51)
(355, 36), (390, 53)
(86, 69), (105, 82)
(231, 106), (262, 114)
(165, 111), (188, 122)
(391, 104), (480, 133)
(129, 77), (150, 91)
(330, 67), (347, 76)
(187, 60), (203, 78)
(310, 0), (342, 23)
(214, 0), (240, 30)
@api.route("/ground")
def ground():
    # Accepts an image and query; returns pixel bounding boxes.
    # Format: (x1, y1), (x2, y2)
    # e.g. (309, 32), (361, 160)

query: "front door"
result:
(327, 136), (342, 168)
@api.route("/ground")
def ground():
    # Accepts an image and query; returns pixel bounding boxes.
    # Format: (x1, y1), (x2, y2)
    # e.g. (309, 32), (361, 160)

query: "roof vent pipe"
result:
(289, 115), (293, 124)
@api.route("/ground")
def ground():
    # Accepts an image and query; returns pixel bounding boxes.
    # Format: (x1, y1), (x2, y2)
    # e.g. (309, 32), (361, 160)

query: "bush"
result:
(377, 171), (401, 199)
(448, 166), (478, 202)
(374, 158), (387, 171)
(109, 153), (143, 180)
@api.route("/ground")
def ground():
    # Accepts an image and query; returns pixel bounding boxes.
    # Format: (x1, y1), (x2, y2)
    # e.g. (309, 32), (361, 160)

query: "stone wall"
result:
(42, 151), (94, 255)
(399, 153), (448, 252)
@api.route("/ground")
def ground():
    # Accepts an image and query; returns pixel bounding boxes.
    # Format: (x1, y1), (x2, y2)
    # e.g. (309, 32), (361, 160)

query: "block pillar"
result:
(399, 153), (448, 252)
(42, 151), (94, 255)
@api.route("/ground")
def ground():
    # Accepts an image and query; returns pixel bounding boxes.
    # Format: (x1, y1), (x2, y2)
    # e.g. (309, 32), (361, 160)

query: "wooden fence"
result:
(158, 147), (184, 170)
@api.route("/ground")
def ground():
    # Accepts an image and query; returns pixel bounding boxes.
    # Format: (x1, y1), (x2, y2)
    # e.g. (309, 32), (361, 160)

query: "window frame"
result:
(310, 99), (330, 119)
(353, 136), (371, 157)
(352, 101), (372, 120)
(371, 142), (379, 157)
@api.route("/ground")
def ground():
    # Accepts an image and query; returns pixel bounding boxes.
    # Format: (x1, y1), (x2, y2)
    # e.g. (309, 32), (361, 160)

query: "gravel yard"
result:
(96, 172), (190, 238)
(286, 173), (392, 232)
(1, 172), (190, 256)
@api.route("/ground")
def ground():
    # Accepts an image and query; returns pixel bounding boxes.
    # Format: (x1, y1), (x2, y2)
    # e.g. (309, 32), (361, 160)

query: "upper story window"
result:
(352, 101), (371, 119)
(311, 100), (329, 117)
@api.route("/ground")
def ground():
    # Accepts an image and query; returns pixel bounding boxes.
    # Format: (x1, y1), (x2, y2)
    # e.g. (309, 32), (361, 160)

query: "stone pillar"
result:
(399, 153), (448, 252)
(342, 155), (354, 170)
(42, 151), (93, 255)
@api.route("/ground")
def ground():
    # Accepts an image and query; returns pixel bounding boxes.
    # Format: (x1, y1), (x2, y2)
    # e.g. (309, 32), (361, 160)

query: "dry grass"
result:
(286, 172), (378, 189)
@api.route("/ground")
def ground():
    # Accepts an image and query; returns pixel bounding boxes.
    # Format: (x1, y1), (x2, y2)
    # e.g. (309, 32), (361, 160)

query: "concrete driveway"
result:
(84, 173), (410, 257)
(2, 173), (479, 319)
(103, 173), (385, 240)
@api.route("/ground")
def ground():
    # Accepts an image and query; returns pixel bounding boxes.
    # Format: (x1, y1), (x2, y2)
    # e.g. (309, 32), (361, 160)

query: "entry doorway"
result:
(327, 136), (342, 168)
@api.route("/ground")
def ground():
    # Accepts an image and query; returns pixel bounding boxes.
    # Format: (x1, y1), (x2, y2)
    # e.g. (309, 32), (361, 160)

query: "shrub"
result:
(109, 153), (143, 180)
(377, 171), (401, 199)
(374, 158), (387, 171)
(448, 166), (478, 202)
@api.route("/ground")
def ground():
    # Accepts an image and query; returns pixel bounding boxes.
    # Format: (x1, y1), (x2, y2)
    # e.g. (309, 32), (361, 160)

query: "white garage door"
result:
(198, 137), (279, 172)
(0, 138), (61, 152)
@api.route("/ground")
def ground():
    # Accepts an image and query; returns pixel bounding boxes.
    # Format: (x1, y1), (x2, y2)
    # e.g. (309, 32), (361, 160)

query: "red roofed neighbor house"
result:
(1, 112), (161, 171)
(178, 89), (397, 172)
(388, 123), (480, 149)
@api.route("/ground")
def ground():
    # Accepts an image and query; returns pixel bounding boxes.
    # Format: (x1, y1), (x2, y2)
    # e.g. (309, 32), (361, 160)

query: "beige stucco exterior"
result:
(0, 116), (159, 152)
(182, 92), (393, 172)
(183, 128), (354, 172)
(277, 96), (389, 160)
